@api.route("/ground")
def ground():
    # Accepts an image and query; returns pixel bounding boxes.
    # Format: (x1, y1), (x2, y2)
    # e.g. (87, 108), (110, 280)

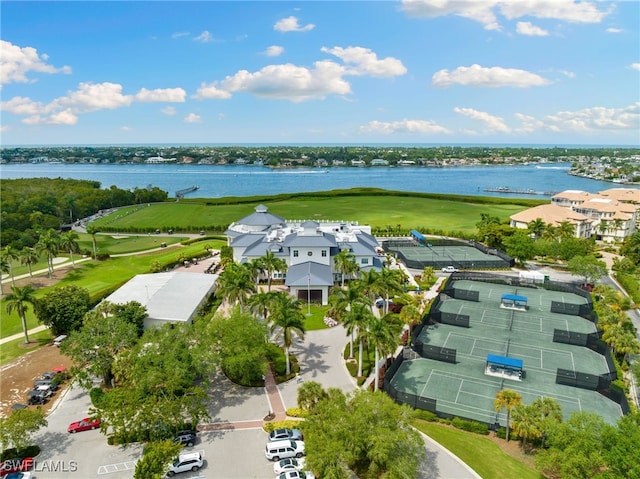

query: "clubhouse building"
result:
(225, 205), (383, 304)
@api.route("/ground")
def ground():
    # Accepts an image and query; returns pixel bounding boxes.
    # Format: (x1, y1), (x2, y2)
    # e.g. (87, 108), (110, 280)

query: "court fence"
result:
(381, 237), (515, 270)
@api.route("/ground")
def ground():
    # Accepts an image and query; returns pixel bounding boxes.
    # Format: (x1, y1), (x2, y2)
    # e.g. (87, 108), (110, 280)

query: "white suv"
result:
(166, 451), (203, 476)
(441, 266), (459, 273)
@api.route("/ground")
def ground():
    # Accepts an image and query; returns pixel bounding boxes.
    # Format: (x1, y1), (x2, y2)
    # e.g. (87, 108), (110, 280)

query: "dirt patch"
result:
(0, 343), (74, 418)
(486, 431), (538, 470)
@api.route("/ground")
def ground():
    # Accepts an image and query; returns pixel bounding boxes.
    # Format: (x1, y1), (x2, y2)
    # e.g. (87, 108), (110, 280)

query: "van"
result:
(264, 440), (305, 462)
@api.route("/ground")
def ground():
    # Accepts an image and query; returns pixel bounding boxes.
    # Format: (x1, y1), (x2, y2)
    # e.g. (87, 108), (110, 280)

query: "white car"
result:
(276, 471), (315, 479)
(274, 457), (305, 474)
(441, 266), (459, 273)
(166, 451), (203, 476)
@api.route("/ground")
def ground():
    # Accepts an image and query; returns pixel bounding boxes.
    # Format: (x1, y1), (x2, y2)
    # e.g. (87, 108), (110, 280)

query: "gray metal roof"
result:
(244, 241), (288, 258)
(230, 233), (266, 248)
(235, 204), (285, 227)
(285, 261), (333, 286)
(337, 237), (377, 256)
(106, 272), (218, 323)
(285, 231), (338, 248)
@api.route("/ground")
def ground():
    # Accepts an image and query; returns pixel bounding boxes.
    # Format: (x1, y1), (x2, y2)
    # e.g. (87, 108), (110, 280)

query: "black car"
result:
(173, 430), (197, 447)
(27, 390), (48, 405)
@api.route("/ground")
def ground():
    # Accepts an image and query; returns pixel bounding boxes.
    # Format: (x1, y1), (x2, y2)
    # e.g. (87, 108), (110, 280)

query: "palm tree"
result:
(527, 218), (546, 239)
(361, 312), (400, 391)
(269, 292), (306, 376)
(5, 284), (38, 344)
(19, 247), (40, 278)
(342, 302), (375, 373)
(0, 255), (9, 295)
(531, 396), (562, 448)
(36, 229), (59, 278)
(260, 250), (287, 292)
(598, 220), (609, 239)
(248, 290), (277, 321)
(541, 223), (558, 241)
(3, 246), (20, 286)
(611, 218), (624, 240)
(377, 268), (404, 315)
(494, 389), (523, 441)
(334, 248), (357, 287)
(510, 405), (541, 447)
(216, 263), (256, 310)
(557, 220), (575, 240)
(328, 283), (369, 358)
(246, 258), (265, 288)
(85, 224), (99, 258)
(355, 269), (382, 306)
(59, 230), (80, 266)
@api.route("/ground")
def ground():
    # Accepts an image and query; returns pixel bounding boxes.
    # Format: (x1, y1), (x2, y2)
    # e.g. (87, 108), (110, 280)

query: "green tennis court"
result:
(388, 277), (623, 426)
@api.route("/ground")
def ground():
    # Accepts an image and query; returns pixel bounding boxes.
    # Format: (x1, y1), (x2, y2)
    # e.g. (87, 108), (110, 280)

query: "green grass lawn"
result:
(303, 304), (331, 331)
(91, 192), (533, 234)
(0, 330), (53, 365)
(412, 420), (544, 479)
(0, 239), (227, 339)
(76, 232), (187, 255)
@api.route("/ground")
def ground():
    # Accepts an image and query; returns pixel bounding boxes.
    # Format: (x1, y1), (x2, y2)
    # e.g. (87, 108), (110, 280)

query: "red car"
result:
(67, 417), (101, 433)
(0, 457), (34, 476)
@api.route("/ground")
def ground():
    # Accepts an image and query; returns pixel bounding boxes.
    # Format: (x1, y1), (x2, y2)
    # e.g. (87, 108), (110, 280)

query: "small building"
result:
(105, 272), (218, 329)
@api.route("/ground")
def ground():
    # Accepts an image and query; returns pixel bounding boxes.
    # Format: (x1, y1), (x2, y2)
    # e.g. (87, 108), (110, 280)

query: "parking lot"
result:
(28, 322), (480, 479)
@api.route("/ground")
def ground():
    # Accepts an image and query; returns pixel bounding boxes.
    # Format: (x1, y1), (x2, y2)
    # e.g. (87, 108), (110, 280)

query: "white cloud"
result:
(194, 31), (213, 43)
(184, 113), (202, 123)
(135, 87), (186, 102)
(516, 21), (549, 36)
(559, 70), (575, 78)
(0, 96), (45, 115)
(544, 103), (639, 132)
(120, 126), (133, 131)
(630, 63), (640, 71)
(23, 109), (78, 125)
(0, 40), (72, 86)
(274, 16), (315, 32)
(52, 82), (133, 112)
(195, 60), (351, 102)
(263, 45), (284, 57)
(321, 46), (407, 77)
(454, 107), (511, 132)
(401, 0), (501, 30)
(193, 82), (233, 100)
(3, 82), (188, 125)
(161, 106), (177, 115)
(401, 0), (610, 30)
(432, 64), (550, 88)
(606, 27), (623, 33)
(359, 119), (451, 134)
(515, 113), (546, 133)
(500, 0), (611, 24)
(171, 32), (190, 39)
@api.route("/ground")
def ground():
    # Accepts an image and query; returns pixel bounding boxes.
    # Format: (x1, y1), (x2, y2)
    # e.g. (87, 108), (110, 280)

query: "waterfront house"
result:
(509, 204), (593, 238)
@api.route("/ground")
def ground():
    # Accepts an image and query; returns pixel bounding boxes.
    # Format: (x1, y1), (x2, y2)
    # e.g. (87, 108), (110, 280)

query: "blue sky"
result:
(1, 0), (639, 146)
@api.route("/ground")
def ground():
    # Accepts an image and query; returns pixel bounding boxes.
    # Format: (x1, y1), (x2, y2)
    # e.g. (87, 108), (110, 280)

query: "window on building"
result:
(361, 258), (369, 264)
(307, 251), (313, 256)
(293, 250), (298, 257)
(321, 250), (327, 257)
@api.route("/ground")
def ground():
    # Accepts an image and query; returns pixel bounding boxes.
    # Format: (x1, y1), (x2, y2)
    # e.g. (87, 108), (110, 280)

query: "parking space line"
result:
(97, 460), (137, 475)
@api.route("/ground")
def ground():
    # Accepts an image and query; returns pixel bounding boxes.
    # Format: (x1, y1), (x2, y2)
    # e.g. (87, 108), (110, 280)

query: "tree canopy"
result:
(35, 285), (91, 335)
(301, 384), (423, 479)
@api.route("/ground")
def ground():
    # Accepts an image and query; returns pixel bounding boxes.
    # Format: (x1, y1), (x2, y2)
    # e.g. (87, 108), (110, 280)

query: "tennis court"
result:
(387, 277), (623, 426)
(383, 238), (513, 269)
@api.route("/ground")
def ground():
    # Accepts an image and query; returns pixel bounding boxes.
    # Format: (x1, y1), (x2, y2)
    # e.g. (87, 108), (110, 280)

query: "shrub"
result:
(262, 419), (304, 433)
(89, 387), (106, 408)
(414, 410), (438, 422)
(451, 417), (490, 435)
(286, 408), (308, 418)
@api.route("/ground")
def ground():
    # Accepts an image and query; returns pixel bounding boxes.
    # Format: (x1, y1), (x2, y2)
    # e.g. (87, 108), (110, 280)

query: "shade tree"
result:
(35, 284), (91, 335)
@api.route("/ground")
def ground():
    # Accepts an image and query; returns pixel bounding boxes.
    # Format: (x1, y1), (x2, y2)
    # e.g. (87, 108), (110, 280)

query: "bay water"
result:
(1, 163), (636, 199)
